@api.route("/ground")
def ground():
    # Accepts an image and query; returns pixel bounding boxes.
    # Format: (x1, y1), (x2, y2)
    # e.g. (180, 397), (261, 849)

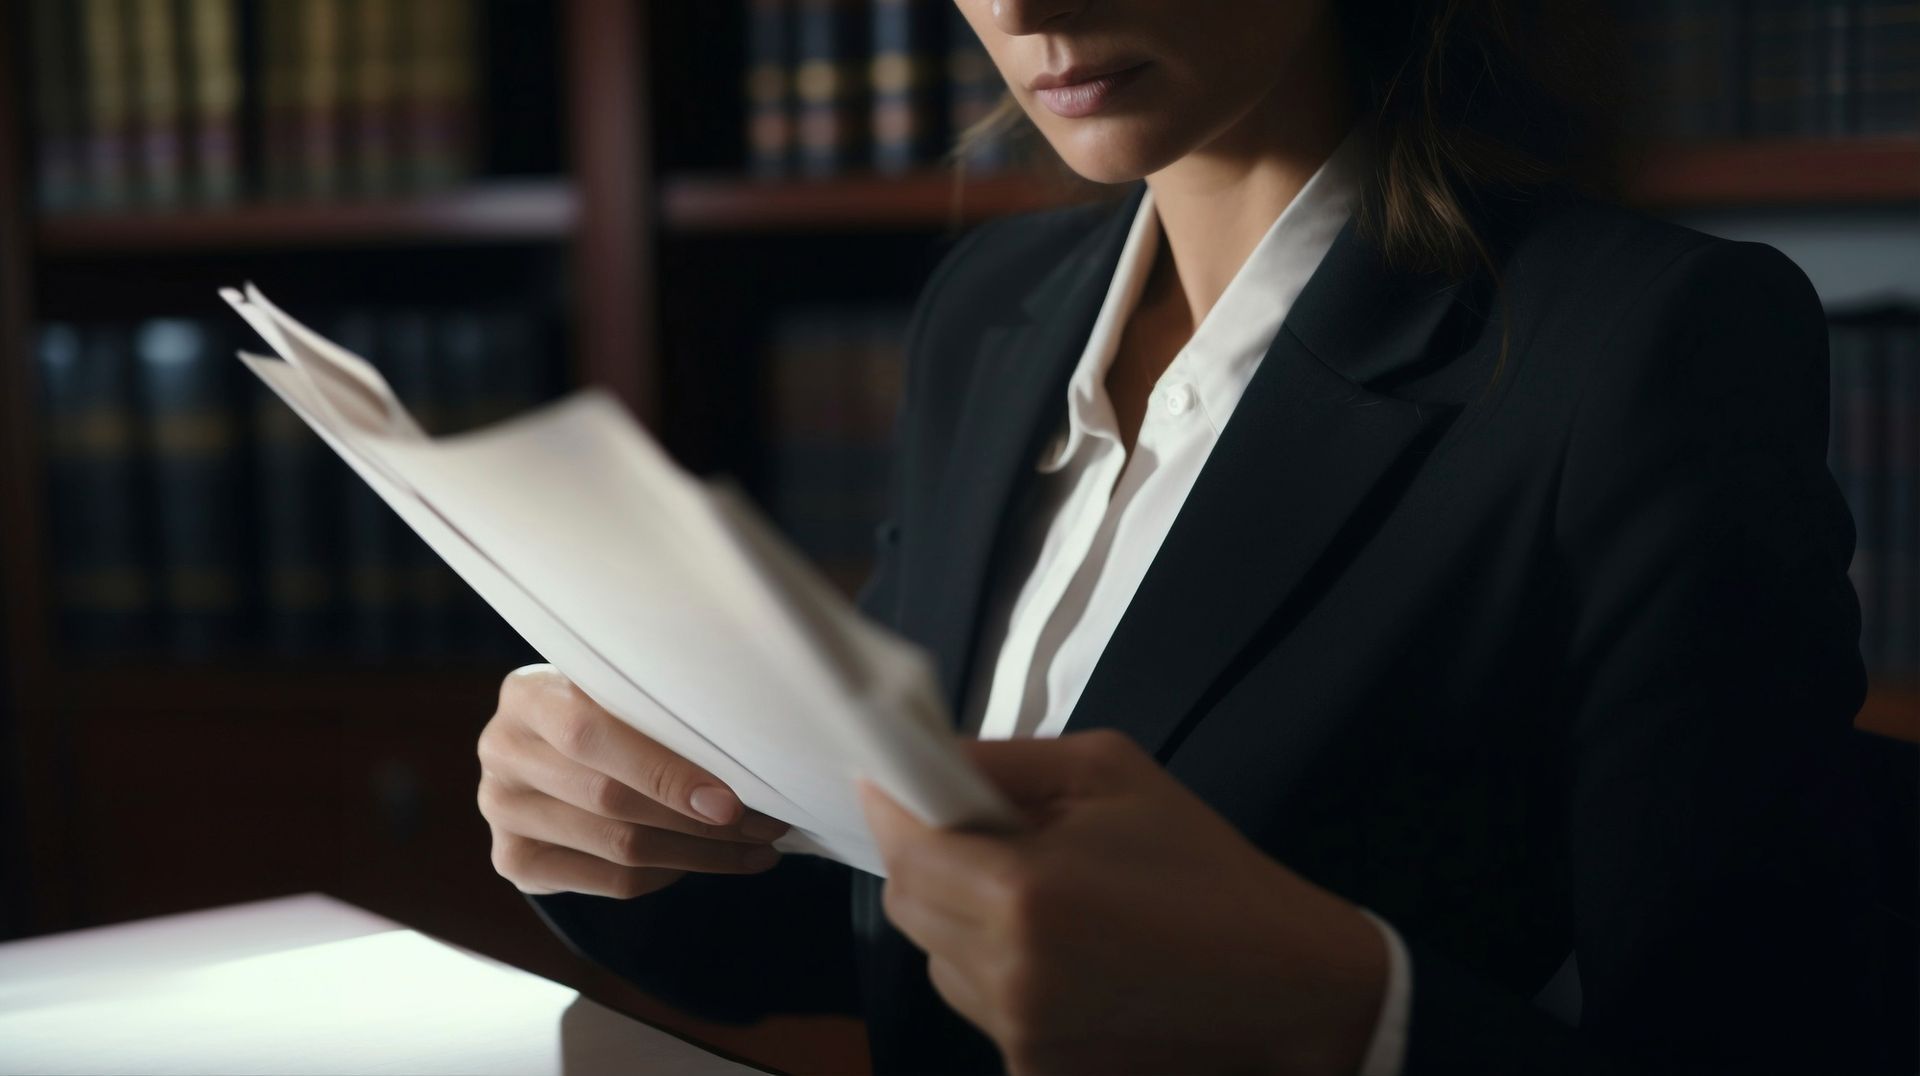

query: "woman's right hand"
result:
(478, 664), (789, 899)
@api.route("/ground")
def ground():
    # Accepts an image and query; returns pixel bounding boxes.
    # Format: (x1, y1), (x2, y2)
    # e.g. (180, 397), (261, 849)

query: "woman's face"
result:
(954, 0), (1339, 184)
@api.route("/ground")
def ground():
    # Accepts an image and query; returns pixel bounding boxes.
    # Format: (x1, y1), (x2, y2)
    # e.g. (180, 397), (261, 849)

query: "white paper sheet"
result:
(222, 287), (1016, 874)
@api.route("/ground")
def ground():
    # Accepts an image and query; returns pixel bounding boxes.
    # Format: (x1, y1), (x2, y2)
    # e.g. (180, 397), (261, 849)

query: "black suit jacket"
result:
(533, 181), (1910, 1074)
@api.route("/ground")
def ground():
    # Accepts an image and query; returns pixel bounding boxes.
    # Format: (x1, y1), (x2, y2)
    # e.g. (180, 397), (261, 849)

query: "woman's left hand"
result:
(860, 729), (1389, 1076)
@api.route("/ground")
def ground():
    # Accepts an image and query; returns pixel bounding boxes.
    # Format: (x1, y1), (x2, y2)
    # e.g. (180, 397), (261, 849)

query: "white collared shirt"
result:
(959, 121), (1412, 1075)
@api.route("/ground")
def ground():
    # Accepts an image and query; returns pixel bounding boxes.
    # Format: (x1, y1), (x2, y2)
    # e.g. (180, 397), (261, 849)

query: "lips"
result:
(1029, 61), (1148, 119)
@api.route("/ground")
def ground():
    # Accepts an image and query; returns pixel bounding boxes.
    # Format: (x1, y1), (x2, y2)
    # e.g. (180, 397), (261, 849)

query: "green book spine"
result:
(129, 0), (186, 206)
(28, 0), (87, 211)
(81, 0), (134, 207)
(182, 0), (242, 204)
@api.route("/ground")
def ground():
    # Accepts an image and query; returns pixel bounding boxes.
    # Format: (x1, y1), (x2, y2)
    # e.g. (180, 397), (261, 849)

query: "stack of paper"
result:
(222, 284), (1014, 875)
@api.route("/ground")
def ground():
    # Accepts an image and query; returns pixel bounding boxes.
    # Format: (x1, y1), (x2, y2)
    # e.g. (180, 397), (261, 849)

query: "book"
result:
(223, 283), (1015, 874)
(182, 0), (243, 205)
(744, 0), (795, 176)
(253, 360), (340, 656)
(128, 0), (187, 206)
(38, 322), (152, 652)
(80, 0), (134, 208)
(134, 317), (244, 658)
(1858, 0), (1920, 135)
(28, 0), (86, 211)
(794, 0), (866, 175)
(869, 0), (939, 173)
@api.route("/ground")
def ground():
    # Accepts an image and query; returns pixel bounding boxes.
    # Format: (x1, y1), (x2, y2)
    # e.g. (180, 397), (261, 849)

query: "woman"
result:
(475, 1), (1898, 1073)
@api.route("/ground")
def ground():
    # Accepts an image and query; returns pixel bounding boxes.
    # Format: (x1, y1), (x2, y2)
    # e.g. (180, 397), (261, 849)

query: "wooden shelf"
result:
(1628, 136), (1920, 208)
(35, 180), (578, 255)
(659, 138), (1920, 234)
(1857, 686), (1919, 745)
(660, 167), (1105, 232)
(20, 661), (510, 716)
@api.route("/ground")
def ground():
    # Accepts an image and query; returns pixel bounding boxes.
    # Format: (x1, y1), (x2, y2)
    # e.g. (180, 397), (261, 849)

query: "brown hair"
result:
(949, 1), (1641, 389)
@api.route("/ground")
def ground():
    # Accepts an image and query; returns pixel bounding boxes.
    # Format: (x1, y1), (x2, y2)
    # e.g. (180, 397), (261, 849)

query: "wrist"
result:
(1257, 886), (1390, 1076)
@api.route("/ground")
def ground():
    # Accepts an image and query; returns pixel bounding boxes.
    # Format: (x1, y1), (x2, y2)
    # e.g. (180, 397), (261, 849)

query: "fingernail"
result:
(690, 785), (739, 825)
(740, 814), (790, 842)
(742, 845), (781, 872)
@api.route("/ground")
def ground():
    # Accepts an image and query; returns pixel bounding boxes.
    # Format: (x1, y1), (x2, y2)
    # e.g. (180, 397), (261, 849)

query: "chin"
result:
(1041, 120), (1191, 186)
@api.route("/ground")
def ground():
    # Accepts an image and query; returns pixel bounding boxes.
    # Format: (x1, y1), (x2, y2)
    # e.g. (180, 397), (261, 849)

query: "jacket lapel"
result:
(1061, 211), (1473, 758)
(911, 184), (1147, 709)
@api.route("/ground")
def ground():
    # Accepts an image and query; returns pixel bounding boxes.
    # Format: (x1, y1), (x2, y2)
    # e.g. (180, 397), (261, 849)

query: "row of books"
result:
(37, 305), (558, 661)
(1830, 311), (1919, 690)
(1627, 0), (1920, 139)
(756, 304), (911, 597)
(743, 0), (1034, 177)
(28, 0), (481, 213)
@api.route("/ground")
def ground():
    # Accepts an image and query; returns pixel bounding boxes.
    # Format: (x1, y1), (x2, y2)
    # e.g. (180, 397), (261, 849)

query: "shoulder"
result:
(903, 190), (1130, 348)
(1499, 185), (1822, 352)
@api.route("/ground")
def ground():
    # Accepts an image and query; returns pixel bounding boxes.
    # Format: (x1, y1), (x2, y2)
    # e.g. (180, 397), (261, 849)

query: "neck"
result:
(1142, 12), (1355, 329)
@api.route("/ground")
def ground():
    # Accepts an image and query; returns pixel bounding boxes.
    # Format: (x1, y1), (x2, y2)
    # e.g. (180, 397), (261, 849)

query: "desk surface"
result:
(0, 893), (761, 1075)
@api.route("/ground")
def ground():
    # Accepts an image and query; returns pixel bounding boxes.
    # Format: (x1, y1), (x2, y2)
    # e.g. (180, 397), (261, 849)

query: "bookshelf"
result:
(0, 2), (1913, 1074)
(36, 179), (577, 254)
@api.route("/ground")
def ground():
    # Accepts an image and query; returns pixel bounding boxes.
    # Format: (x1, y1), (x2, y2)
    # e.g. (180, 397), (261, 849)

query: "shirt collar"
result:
(1039, 121), (1371, 473)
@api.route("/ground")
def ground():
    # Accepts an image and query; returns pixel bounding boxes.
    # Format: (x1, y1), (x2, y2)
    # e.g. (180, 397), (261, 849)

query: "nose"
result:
(985, 0), (1083, 35)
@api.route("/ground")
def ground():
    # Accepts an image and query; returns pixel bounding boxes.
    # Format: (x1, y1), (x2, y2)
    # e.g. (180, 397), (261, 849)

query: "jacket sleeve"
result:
(1400, 239), (1896, 1074)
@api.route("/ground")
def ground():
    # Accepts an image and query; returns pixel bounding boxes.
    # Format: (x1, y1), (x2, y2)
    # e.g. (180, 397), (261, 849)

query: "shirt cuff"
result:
(1354, 908), (1412, 1076)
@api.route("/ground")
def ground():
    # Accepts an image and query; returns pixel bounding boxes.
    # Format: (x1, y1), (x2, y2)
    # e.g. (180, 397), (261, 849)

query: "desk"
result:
(0, 893), (761, 1075)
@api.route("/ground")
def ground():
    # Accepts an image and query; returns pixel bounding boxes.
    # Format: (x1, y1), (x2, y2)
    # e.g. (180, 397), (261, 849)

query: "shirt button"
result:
(1162, 383), (1196, 416)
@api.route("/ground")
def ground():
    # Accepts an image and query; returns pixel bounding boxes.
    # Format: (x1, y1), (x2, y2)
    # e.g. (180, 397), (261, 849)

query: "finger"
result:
(500, 734), (788, 843)
(860, 781), (1015, 921)
(879, 876), (976, 957)
(926, 955), (997, 1041)
(520, 675), (748, 827)
(963, 729), (1144, 807)
(496, 834), (685, 899)
(492, 787), (784, 875)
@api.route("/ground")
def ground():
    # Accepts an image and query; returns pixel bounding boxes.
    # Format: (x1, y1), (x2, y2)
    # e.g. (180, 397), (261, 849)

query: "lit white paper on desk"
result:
(220, 285), (1015, 874)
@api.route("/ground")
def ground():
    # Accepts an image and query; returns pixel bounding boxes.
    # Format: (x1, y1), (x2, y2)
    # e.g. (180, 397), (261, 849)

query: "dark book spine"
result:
(135, 317), (243, 658)
(39, 322), (152, 653)
(331, 311), (401, 659)
(761, 307), (907, 597)
(385, 310), (456, 657)
(1881, 319), (1918, 686)
(1819, 0), (1855, 134)
(1746, 0), (1823, 135)
(794, 0), (865, 176)
(182, 0), (243, 205)
(252, 373), (338, 657)
(258, 0), (298, 197)
(344, 0), (400, 195)
(28, 0), (87, 212)
(745, 0), (795, 177)
(1857, 0), (1920, 134)
(869, 0), (938, 173)
(945, 4), (1008, 170)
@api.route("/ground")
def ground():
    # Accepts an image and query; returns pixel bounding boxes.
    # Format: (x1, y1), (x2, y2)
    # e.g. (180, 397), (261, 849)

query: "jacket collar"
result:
(914, 178), (1479, 757)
